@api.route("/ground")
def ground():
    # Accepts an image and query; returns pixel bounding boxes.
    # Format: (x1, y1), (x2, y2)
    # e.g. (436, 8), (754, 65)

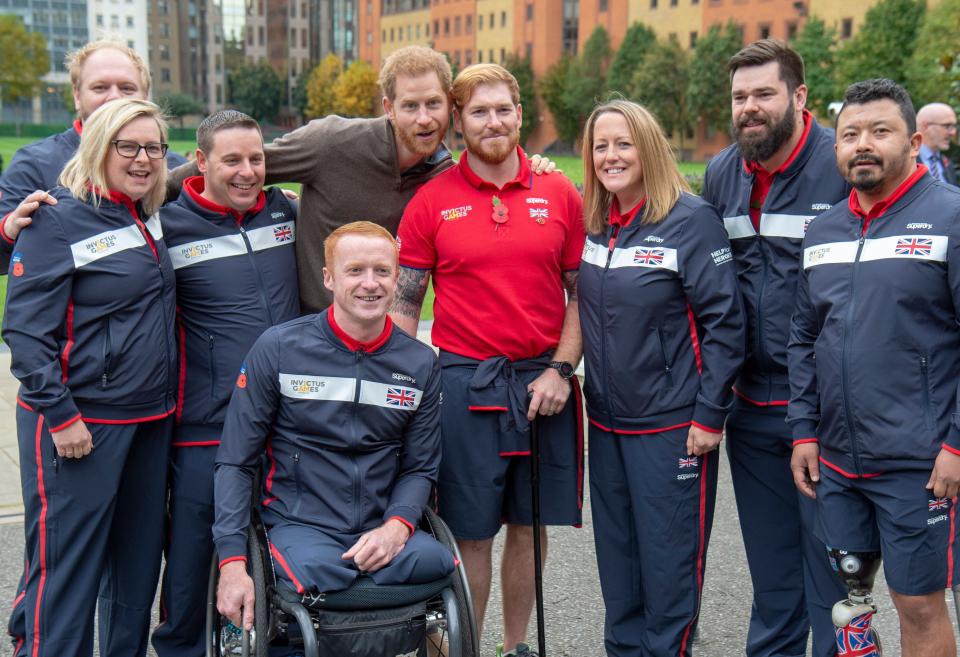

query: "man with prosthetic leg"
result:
(789, 79), (960, 657)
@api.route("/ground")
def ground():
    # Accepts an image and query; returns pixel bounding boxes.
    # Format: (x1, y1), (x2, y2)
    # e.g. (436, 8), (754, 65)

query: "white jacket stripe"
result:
(70, 224), (146, 268)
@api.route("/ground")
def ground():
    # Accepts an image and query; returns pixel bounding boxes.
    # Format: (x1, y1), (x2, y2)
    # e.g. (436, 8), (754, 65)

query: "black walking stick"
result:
(528, 402), (547, 657)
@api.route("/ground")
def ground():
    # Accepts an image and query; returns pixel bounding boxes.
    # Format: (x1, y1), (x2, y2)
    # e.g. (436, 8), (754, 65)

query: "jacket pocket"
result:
(291, 449), (302, 516)
(920, 355), (935, 438)
(654, 325), (674, 388)
(100, 317), (113, 389)
(207, 333), (217, 398)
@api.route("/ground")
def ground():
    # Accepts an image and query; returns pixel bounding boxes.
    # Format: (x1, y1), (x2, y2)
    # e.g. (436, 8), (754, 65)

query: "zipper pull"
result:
(293, 451), (300, 463)
(102, 373), (109, 387)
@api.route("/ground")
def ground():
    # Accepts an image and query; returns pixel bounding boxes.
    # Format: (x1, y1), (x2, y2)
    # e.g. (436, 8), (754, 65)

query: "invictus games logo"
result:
(806, 246), (832, 264)
(441, 205), (471, 221)
(291, 378), (325, 394)
(86, 234), (118, 254)
(181, 243), (213, 259)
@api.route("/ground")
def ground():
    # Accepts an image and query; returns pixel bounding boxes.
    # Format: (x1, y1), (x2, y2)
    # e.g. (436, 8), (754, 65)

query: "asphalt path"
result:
(0, 452), (955, 656)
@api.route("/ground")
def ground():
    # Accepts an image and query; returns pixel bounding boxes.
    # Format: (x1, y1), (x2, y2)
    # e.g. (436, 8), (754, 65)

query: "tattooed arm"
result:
(390, 266), (431, 336)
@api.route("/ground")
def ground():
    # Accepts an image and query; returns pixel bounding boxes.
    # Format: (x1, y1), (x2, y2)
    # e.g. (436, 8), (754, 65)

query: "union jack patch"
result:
(274, 225), (293, 242)
(385, 387), (416, 408)
(895, 237), (932, 256)
(929, 497), (950, 511)
(529, 208), (549, 219)
(634, 247), (664, 265)
(678, 457), (698, 468)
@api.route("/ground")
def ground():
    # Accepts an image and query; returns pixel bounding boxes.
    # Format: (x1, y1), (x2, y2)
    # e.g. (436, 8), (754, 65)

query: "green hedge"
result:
(0, 123), (197, 141)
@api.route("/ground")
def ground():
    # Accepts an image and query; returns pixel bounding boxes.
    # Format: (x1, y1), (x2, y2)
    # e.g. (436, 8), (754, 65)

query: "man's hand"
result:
(217, 561), (255, 630)
(3, 190), (56, 241)
(528, 154), (560, 175)
(280, 188), (299, 201)
(926, 448), (960, 499)
(526, 367), (571, 421)
(791, 442), (821, 499)
(686, 425), (722, 457)
(51, 419), (93, 459)
(342, 519), (410, 572)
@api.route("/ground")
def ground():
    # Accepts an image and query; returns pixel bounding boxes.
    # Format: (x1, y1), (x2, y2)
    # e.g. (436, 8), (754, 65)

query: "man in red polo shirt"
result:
(391, 63), (585, 657)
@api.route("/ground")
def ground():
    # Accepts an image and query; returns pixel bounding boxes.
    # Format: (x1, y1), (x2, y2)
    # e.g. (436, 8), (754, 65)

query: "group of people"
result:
(0, 34), (959, 657)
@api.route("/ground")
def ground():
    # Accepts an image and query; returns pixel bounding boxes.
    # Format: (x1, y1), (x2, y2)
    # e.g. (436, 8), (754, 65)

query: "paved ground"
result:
(0, 346), (956, 656)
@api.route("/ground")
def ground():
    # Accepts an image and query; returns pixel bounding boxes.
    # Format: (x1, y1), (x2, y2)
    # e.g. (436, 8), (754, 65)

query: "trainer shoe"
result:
(496, 643), (539, 657)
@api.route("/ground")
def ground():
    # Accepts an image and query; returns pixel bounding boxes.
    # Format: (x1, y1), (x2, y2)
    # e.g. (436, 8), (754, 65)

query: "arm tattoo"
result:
(391, 266), (430, 319)
(562, 270), (579, 302)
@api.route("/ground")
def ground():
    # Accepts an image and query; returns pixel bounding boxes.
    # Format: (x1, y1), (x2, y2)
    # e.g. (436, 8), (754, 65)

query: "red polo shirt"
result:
(397, 147), (585, 361)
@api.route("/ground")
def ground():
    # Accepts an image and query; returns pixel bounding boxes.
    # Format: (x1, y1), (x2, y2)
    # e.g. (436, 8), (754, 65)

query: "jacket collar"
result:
(848, 164), (929, 222)
(743, 109), (815, 178)
(325, 306), (393, 353)
(181, 176), (266, 223)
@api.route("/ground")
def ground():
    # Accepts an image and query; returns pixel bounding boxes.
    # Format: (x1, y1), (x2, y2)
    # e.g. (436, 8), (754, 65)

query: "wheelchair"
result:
(204, 506), (479, 657)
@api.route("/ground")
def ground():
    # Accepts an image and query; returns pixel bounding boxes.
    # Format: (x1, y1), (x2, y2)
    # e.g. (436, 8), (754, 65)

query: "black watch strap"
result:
(549, 360), (575, 379)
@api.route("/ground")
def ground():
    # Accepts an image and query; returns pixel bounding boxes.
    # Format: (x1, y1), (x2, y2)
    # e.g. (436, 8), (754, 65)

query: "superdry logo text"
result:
(526, 197), (549, 204)
(811, 203), (832, 211)
(441, 205), (472, 221)
(907, 222), (933, 230)
(392, 372), (416, 384)
(271, 211), (286, 219)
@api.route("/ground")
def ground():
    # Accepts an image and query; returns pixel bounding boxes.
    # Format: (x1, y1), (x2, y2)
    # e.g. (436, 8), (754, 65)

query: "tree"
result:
(156, 92), (205, 128)
(687, 21), (742, 132)
(562, 26), (612, 141)
(331, 60), (379, 117)
(0, 16), (50, 106)
(834, 0), (925, 91)
(538, 55), (579, 146)
(792, 16), (839, 118)
(228, 62), (283, 122)
(632, 36), (692, 152)
(608, 22), (657, 97)
(906, 0), (960, 108)
(292, 70), (310, 120)
(503, 54), (539, 147)
(305, 52), (343, 119)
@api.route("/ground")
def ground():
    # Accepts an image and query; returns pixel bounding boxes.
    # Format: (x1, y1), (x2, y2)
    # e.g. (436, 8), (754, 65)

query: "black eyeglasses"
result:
(111, 139), (169, 159)
(929, 122), (958, 131)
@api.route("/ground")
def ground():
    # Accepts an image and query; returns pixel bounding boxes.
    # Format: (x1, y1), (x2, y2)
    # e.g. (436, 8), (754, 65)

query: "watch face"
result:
(554, 361), (574, 378)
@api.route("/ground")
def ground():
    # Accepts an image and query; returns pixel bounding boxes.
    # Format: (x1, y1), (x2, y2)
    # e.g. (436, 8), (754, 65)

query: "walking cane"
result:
(952, 584), (960, 629)
(528, 403), (547, 657)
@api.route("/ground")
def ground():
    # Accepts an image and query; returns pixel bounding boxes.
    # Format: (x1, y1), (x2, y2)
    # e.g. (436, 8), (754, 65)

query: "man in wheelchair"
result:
(212, 220), (455, 631)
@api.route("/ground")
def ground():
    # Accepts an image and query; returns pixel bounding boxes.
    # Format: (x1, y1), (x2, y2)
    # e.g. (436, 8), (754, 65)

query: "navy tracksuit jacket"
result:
(3, 188), (178, 657)
(213, 311), (446, 589)
(578, 195), (744, 657)
(788, 169), (960, 472)
(702, 117), (849, 657)
(0, 121), (186, 223)
(151, 177), (299, 657)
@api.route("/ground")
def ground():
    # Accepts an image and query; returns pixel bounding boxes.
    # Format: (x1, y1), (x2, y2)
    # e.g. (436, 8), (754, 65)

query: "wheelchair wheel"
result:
(423, 507), (479, 657)
(204, 523), (270, 657)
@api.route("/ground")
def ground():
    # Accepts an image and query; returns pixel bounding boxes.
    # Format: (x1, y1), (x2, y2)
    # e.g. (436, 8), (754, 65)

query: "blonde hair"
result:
(451, 63), (520, 110)
(67, 40), (151, 96)
(378, 46), (452, 101)
(581, 99), (689, 234)
(59, 99), (169, 215)
(324, 221), (398, 272)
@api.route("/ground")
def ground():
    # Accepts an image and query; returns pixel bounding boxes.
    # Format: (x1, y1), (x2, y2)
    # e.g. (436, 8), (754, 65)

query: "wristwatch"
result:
(548, 361), (575, 379)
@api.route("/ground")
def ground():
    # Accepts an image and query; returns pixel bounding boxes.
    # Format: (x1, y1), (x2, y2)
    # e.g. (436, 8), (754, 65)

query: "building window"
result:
(367, 30), (372, 44)
(160, 44), (170, 60)
(161, 67), (171, 82)
(490, 48), (494, 62)
(465, 49), (472, 65)
(302, 27), (307, 48)
(650, 0), (657, 8)
(426, 22), (430, 37)
(499, 48), (504, 62)
(96, 13), (103, 25)
(247, 26), (253, 45)
(759, 23), (770, 39)
(670, 0), (677, 5)
(501, 11), (507, 27)
(381, 28), (386, 42)
(453, 50), (460, 66)
(478, 50), (482, 62)
(841, 17), (853, 39)
(526, 3), (533, 20)
(258, 25), (264, 45)
(786, 21), (797, 39)
(478, 14), (483, 30)
(600, 0), (608, 9)
(689, 31), (697, 47)
(466, 14), (472, 34)
(416, 23), (421, 38)
(454, 15), (460, 35)
(390, 27), (394, 41)
(444, 18), (449, 35)
(525, 42), (533, 59)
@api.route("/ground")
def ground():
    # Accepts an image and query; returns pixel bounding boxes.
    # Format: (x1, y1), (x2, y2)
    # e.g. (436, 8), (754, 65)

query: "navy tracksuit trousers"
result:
(14, 407), (171, 657)
(152, 445), (217, 657)
(725, 401), (846, 657)
(589, 424), (718, 657)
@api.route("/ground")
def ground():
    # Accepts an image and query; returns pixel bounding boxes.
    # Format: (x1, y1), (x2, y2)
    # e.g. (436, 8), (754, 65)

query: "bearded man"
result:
(390, 63), (586, 657)
(701, 39), (851, 657)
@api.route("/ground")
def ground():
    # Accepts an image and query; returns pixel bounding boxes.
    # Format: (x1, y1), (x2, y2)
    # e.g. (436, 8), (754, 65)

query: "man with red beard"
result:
(391, 64), (585, 657)
(701, 40), (850, 657)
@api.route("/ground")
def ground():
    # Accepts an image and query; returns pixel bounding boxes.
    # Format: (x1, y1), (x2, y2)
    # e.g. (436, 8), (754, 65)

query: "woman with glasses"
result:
(4, 99), (177, 657)
(577, 99), (745, 657)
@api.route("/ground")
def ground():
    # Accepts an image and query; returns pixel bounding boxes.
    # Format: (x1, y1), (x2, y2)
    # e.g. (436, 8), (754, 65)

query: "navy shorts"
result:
(816, 465), (960, 596)
(436, 363), (584, 540)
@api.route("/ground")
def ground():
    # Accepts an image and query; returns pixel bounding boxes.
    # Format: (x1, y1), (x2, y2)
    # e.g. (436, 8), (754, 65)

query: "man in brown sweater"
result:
(169, 45), (455, 312)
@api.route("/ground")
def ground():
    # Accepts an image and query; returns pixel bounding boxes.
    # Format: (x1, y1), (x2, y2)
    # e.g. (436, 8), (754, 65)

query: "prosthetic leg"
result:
(828, 549), (883, 656)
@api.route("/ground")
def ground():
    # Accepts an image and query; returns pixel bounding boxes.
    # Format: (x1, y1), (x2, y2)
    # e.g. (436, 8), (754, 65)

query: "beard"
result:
(464, 127), (520, 165)
(841, 143), (912, 192)
(395, 120), (447, 159)
(732, 100), (797, 163)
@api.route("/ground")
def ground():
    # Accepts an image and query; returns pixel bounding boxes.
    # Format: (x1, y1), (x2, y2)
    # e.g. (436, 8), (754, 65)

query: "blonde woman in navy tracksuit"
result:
(578, 100), (745, 657)
(4, 99), (177, 657)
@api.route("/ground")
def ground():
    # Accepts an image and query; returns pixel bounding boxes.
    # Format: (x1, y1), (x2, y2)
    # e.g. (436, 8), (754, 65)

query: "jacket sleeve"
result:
(786, 250), (821, 444)
(213, 328), (281, 564)
(0, 148), (49, 268)
(944, 213), (960, 454)
(383, 353), (442, 529)
(1, 206), (80, 431)
(700, 161), (715, 205)
(678, 203), (746, 432)
(263, 119), (329, 189)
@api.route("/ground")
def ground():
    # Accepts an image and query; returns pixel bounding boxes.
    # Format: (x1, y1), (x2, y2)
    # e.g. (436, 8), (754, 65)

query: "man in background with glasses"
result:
(917, 102), (958, 186)
(390, 64), (584, 657)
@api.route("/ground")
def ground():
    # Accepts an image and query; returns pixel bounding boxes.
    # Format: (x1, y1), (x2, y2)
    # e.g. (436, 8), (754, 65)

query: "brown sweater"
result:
(169, 115), (453, 312)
